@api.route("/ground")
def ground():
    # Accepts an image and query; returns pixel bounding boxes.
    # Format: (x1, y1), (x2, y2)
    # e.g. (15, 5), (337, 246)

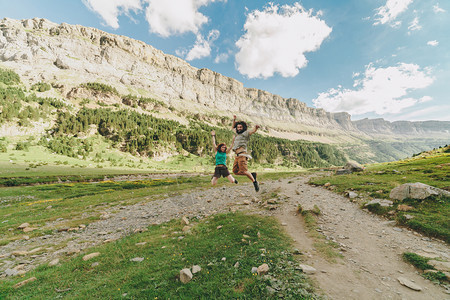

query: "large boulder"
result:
(390, 182), (450, 201)
(345, 161), (364, 172)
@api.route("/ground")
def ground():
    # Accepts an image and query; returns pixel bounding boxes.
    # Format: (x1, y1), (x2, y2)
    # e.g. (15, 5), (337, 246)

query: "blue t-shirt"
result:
(215, 151), (227, 165)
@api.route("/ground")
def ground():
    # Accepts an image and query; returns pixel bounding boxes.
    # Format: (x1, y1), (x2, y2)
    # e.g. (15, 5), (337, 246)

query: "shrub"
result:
(402, 252), (434, 270)
(81, 82), (119, 95)
(31, 82), (51, 92)
(0, 68), (21, 85)
(15, 142), (30, 151)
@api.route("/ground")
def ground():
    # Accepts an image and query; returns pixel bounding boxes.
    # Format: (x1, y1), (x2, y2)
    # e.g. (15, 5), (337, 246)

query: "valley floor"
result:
(1, 175), (449, 299)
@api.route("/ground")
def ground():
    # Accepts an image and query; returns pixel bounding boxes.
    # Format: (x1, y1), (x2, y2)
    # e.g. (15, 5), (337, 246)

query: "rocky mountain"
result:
(1, 17), (449, 162)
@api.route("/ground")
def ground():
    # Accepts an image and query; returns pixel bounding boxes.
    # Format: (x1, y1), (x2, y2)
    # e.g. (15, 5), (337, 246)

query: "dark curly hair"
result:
(233, 121), (247, 133)
(217, 143), (226, 153)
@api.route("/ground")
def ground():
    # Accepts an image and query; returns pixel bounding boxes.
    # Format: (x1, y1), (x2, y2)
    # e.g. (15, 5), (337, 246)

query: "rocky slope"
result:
(0, 17), (449, 158)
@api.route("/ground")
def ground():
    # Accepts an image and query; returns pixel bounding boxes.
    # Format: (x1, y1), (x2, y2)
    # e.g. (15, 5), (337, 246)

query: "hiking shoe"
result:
(253, 181), (260, 192)
(234, 179), (238, 184)
(251, 172), (257, 181)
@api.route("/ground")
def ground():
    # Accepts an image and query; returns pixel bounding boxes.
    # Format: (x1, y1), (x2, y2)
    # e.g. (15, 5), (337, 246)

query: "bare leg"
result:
(226, 174), (236, 183)
(242, 170), (255, 182)
(211, 177), (219, 186)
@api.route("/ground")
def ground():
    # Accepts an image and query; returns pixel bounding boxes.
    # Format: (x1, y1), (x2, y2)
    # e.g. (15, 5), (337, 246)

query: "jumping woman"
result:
(211, 130), (238, 186)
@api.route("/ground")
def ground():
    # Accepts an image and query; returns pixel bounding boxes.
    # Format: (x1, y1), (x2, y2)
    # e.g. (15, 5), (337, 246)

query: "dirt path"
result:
(273, 176), (449, 300)
(1, 175), (449, 299)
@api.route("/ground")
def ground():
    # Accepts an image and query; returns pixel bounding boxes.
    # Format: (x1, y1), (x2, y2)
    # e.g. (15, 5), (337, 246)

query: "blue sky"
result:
(1, 0), (449, 121)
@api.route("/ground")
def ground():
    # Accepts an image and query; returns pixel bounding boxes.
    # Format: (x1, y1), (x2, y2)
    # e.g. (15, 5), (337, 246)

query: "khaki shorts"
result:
(232, 155), (248, 175)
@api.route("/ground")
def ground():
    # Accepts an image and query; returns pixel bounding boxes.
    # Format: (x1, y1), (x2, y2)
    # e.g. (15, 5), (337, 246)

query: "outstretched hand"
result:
(233, 115), (237, 120)
(255, 125), (260, 129)
(211, 130), (215, 136)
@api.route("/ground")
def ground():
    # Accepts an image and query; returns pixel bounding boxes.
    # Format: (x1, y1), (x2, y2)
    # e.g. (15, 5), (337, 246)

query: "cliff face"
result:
(0, 17), (448, 140)
(354, 119), (450, 136)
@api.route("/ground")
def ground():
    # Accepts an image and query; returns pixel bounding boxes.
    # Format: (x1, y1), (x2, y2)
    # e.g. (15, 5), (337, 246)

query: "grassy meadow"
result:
(1, 212), (319, 299)
(309, 148), (450, 242)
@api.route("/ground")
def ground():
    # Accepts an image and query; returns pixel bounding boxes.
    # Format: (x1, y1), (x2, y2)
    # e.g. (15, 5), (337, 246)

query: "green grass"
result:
(309, 151), (450, 242)
(402, 252), (448, 284)
(1, 213), (320, 299)
(0, 176), (212, 245)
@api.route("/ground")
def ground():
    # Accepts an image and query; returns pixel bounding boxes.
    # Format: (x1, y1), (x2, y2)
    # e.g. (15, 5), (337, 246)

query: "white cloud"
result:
(374, 0), (413, 26)
(408, 16), (421, 32)
(82, 0), (142, 29)
(214, 53), (229, 63)
(433, 4), (446, 13)
(313, 63), (434, 116)
(145, 0), (223, 37)
(185, 29), (219, 61)
(427, 40), (439, 46)
(235, 3), (331, 79)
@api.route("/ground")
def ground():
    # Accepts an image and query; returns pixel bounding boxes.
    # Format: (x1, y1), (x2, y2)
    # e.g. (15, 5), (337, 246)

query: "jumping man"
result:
(231, 116), (260, 192)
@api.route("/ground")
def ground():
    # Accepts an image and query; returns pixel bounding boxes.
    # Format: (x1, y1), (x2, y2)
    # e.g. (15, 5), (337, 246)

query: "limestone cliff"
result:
(0, 17), (449, 143)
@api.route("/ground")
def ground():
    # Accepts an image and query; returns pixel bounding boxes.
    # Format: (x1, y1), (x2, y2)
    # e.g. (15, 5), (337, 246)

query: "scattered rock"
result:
(23, 227), (38, 233)
(427, 260), (450, 272)
(397, 277), (422, 291)
(347, 191), (358, 199)
(397, 204), (414, 211)
(299, 264), (317, 274)
(216, 225), (223, 230)
(234, 262), (240, 268)
(14, 277), (37, 289)
(251, 267), (258, 274)
(135, 242), (147, 246)
(180, 268), (193, 283)
(404, 214), (414, 220)
(91, 262), (100, 267)
(130, 257), (144, 262)
(182, 225), (191, 232)
(257, 263), (269, 275)
(83, 252), (100, 261)
(243, 200), (251, 205)
(324, 182), (331, 187)
(182, 216), (189, 225)
(48, 259), (59, 266)
(390, 183), (450, 201)
(221, 257), (226, 261)
(17, 223), (30, 229)
(345, 161), (365, 172)
(364, 199), (393, 207)
(192, 265), (201, 274)
(5, 268), (19, 276)
(12, 251), (28, 256)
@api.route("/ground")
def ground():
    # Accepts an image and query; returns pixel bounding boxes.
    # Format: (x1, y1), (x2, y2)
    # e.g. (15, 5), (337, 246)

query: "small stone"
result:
(98, 231), (108, 235)
(281, 222), (287, 226)
(79, 224), (86, 229)
(375, 288), (382, 293)
(91, 262), (99, 267)
(182, 216), (190, 225)
(257, 263), (269, 275)
(180, 268), (193, 283)
(22, 235), (30, 240)
(251, 267), (258, 274)
(397, 204), (414, 211)
(243, 200), (251, 205)
(13, 277), (37, 288)
(182, 226), (191, 232)
(17, 223), (30, 229)
(23, 227), (38, 233)
(83, 252), (100, 261)
(234, 262), (240, 268)
(217, 225), (223, 229)
(398, 277), (422, 291)
(324, 182), (331, 187)
(393, 228), (403, 232)
(243, 234), (250, 238)
(221, 257), (226, 261)
(192, 265), (201, 274)
(5, 268), (19, 276)
(292, 248), (301, 255)
(46, 206), (52, 209)
(48, 259), (59, 266)
(299, 264), (317, 274)
(348, 191), (358, 199)
(100, 213), (110, 220)
(135, 242), (147, 246)
(28, 247), (42, 254)
(130, 257), (144, 262)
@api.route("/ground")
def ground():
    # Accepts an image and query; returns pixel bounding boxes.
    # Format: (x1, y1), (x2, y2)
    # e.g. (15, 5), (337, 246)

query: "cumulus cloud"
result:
(433, 4), (446, 13)
(313, 63), (434, 116)
(185, 30), (219, 61)
(408, 16), (421, 32)
(145, 0), (223, 37)
(373, 0), (413, 26)
(235, 3), (332, 79)
(427, 40), (439, 46)
(214, 52), (229, 63)
(82, 0), (142, 29)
